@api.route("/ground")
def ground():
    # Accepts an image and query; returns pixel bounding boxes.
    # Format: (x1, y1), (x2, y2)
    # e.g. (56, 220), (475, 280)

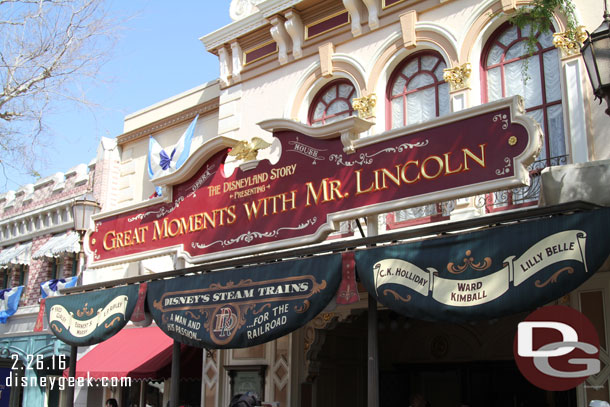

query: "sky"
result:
(2, 1), (233, 193)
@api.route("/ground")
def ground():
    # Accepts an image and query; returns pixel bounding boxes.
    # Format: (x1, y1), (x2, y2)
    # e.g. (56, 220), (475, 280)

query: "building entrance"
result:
(312, 309), (576, 407)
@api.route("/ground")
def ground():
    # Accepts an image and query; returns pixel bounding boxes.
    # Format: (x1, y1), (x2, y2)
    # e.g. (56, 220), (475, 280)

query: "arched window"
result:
(386, 51), (450, 129)
(482, 22), (564, 165)
(308, 79), (356, 126)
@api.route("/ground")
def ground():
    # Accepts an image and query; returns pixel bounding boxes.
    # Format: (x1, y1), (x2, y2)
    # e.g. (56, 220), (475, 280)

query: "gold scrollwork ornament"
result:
(553, 26), (587, 58)
(443, 63), (472, 92)
(352, 94), (377, 119)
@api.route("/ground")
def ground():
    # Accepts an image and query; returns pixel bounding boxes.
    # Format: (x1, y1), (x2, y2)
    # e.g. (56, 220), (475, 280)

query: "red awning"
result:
(71, 326), (173, 380)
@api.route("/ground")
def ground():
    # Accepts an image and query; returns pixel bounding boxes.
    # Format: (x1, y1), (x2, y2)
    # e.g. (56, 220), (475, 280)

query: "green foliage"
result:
(505, 0), (578, 80)
(510, 0), (578, 53)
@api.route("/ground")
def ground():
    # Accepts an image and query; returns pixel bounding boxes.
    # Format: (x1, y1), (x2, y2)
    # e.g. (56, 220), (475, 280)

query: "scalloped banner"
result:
(88, 97), (540, 266)
(146, 254), (342, 348)
(45, 285), (140, 346)
(356, 207), (610, 322)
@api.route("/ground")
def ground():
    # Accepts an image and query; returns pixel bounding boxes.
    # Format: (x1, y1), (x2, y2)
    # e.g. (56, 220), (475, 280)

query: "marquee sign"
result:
(88, 96), (541, 266)
(356, 207), (610, 322)
(146, 254), (342, 348)
(45, 285), (140, 346)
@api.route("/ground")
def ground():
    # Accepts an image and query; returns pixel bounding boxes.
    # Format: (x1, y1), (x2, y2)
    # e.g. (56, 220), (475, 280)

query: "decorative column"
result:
(443, 62), (472, 112)
(553, 27), (589, 164)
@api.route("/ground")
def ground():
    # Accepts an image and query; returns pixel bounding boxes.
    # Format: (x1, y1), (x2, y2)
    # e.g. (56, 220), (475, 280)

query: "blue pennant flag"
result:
(147, 115), (198, 196)
(0, 286), (23, 323)
(40, 276), (78, 299)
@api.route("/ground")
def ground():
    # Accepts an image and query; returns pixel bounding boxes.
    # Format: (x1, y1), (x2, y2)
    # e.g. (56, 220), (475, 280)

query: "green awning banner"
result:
(356, 207), (610, 322)
(45, 285), (140, 346)
(147, 254), (342, 348)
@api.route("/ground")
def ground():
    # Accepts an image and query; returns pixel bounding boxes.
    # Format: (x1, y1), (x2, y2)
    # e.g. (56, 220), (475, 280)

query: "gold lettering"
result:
(463, 144), (487, 170)
(421, 156), (444, 180)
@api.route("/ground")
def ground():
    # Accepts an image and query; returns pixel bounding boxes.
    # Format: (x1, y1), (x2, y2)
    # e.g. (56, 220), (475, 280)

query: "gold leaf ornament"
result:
(228, 137), (272, 161)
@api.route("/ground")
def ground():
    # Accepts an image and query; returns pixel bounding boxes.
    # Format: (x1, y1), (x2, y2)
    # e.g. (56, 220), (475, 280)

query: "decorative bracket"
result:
(553, 26), (587, 59)
(443, 63), (472, 92)
(352, 93), (377, 119)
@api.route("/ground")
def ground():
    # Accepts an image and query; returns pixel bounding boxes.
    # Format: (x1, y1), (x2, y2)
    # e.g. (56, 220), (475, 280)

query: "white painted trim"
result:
(563, 58), (589, 163)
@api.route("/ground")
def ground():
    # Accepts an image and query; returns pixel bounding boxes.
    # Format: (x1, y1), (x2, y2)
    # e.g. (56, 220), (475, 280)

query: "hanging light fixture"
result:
(581, 0), (610, 115)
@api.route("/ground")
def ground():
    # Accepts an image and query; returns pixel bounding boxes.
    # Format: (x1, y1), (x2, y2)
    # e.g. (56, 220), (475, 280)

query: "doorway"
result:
(311, 310), (576, 407)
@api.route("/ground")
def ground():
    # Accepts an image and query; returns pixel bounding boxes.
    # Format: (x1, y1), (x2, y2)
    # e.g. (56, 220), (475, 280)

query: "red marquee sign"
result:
(88, 97), (541, 266)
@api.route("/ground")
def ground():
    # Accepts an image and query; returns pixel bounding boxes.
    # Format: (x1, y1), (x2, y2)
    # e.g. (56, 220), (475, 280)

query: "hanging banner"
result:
(147, 254), (341, 348)
(45, 285), (140, 346)
(356, 207), (610, 322)
(88, 96), (541, 266)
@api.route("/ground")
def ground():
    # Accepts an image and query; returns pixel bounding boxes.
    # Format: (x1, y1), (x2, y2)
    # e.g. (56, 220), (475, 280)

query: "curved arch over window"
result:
(482, 22), (564, 164)
(386, 51), (450, 130)
(308, 79), (356, 126)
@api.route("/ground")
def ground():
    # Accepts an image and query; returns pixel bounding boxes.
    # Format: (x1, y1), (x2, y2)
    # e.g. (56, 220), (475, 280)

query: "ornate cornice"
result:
(117, 99), (219, 146)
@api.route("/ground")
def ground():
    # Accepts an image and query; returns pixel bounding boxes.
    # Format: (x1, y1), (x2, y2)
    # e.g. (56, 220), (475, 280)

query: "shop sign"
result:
(356, 207), (610, 322)
(88, 96), (541, 266)
(146, 254), (341, 348)
(45, 285), (140, 346)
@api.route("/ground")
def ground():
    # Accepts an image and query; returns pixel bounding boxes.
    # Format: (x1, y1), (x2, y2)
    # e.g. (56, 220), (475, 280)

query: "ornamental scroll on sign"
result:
(356, 207), (610, 322)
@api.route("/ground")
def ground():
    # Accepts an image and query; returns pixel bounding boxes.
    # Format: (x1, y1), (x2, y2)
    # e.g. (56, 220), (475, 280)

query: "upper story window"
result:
(308, 79), (356, 126)
(387, 51), (450, 130)
(482, 23), (564, 164)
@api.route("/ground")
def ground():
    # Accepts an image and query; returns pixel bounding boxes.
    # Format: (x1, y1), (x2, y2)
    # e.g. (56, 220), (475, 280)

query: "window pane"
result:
(407, 87), (435, 125)
(439, 83), (450, 116)
(322, 87), (336, 104)
(338, 84), (353, 98)
(391, 97), (404, 129)
(313, 103), (325, 121)
(544, 49), (561, 102)
(392, 76), (407, 96)
(538, 30), (554, 48)
(434, 63), (447, 81)
(506, 41), (527, 60)
(487, 67), (503, 101)
(421, 55), (438, 71)
(402, 59), (419, 78)
(498, 26), (518, 46)
(505, 56), (542, 108)
(521, 24), (534, 41)
(487, 45), (504, 66)
(327, 100), (349, 116)
(548, 104), (566, 158)
(407, 73), (434, 90)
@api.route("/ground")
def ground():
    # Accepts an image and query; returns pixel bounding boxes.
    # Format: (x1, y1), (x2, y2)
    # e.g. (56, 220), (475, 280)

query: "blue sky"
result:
(2, 1), (232, 193)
